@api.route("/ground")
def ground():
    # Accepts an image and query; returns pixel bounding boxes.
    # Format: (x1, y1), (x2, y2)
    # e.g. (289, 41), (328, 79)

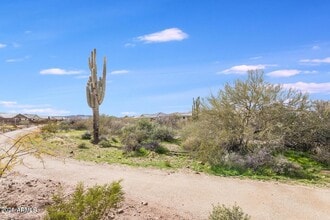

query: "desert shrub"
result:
(155, 145), (169, 154)
(81, 132), (92, 140)
(141, 140), (169, 154)
(99, 135), (109, 142)
(58, 121), (70, 131)
(135, 147), (149, 156)
(111, 137), (118, 143)
(45, 181), (123, 220)
(281, 100), (329, 152)
(151, 126), (175, 142)
(121, 119), (168, 153)
(211, 147), (275, 174)
(180, 122), (202, 152)
(70, 119), (90, 130)
(181, 70), (328, 179)
(272, 156), (306, 178)
(99, 140), (112, 148)
(313, 146), (330, 167)
(244, 148), (274, 171)
(154, 114), (182, 129)
(41, 122), (59, 133)
(143, 140), (160, 151)
(121, 124), (144, 151)
(209, 203), (251, 220)
(182, 136), (201, 152)
(121, 119), (174, 153)
(78, 143), (88, 149)
(98, 115), (130, 136)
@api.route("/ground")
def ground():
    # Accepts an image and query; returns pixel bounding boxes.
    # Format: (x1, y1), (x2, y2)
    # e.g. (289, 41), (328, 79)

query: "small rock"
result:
(141, 201), (148, 206)
(117, 208), (124, 214)
(195, 171), (200, 175)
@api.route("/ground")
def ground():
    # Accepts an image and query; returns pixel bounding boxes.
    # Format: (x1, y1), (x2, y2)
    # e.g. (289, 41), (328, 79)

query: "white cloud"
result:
(267, 69), (301, 77)
(302, 70), (318, 74)
(0, 101), (50, 109)
(219, 64), (269, 74)
(25, 30), (32, 34)
(40, 68), (84, 75)
(0, 101), (17, 107)
(5, 56), (30, 63)
(137, 28), (188, 43)
(283, 82), (330, 94)
(299, 57), (330, 64)
(0, 100), (69, 116)
(20, 108), (70, 116)
(110, 70), (129, 75)
(0, 43), (7, 48)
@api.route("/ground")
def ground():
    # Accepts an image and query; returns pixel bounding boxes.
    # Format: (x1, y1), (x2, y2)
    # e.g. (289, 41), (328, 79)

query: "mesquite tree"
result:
(86, 49), (106, 144)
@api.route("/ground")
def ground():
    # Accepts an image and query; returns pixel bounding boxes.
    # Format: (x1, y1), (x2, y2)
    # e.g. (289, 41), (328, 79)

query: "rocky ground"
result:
(0, 172), (190, 220)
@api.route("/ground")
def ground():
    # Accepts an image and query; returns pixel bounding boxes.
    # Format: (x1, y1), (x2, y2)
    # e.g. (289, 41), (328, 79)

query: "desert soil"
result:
(1, 127), (330, 220)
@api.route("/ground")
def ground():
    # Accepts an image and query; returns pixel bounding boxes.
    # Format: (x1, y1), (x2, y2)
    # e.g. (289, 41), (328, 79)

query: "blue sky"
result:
(1, 0), (330, 116)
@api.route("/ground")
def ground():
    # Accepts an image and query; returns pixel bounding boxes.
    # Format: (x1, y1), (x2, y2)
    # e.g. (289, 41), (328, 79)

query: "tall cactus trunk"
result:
(92, 105), (100, 144)
(86, 48), (106, 144)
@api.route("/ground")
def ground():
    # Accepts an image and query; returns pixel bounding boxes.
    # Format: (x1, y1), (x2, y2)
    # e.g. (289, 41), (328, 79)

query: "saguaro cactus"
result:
(86, 48), (106, 144)
(192, 96), (200, 120)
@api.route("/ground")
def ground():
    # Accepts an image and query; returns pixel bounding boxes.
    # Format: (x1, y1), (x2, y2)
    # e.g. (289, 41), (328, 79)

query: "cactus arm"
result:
(103, 57), (107, 81)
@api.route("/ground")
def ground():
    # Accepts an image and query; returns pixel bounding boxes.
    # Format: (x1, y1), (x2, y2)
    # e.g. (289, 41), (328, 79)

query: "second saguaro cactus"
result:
(192, 96), (200, 120)
(86, 48), (106, 144)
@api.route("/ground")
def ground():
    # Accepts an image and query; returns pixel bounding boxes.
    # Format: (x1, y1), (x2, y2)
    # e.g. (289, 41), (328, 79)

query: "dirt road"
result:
(2, 128), (330, 219)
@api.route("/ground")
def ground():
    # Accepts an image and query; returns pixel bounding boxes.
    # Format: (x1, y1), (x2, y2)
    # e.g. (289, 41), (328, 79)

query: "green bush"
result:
(99, 140), (112, 148)
(155, 145), (169, 154)
(78, 143), (88, 149)
(121, 119), (174, 154)
(81, 132), (92, 140)
(151, 126), (175, 142)
(121, 119), (156, 151)
(181, 70), (330, 179)
(45, 181), (124, 220)
(209, 203), (251, 220)
(41, 122), (59, 133)
(70, 119), (90, 130)
(58, 121), (70, 131)
(111, 137), (118, 143)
